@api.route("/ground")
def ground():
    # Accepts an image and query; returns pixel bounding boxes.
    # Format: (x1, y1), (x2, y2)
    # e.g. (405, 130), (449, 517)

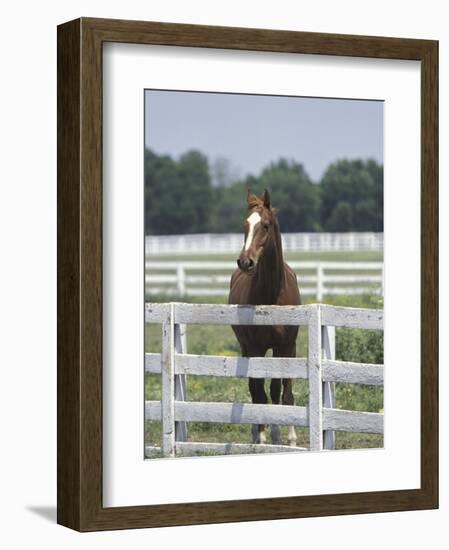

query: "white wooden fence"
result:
(145, 261), (384, 300)
(145, 302), (384, 458)
(146, 232), (383, 255)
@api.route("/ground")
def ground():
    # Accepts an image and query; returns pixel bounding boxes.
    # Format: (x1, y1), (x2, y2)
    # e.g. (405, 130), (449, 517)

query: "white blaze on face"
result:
(244, 212), (261, 251)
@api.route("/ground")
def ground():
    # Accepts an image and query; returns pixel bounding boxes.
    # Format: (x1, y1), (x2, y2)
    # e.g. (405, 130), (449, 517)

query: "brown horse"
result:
(228, 189), (301, 446)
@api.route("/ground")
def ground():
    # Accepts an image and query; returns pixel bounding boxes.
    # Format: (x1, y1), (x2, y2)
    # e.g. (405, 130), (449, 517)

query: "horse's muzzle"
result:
(237, 257), (255, 273)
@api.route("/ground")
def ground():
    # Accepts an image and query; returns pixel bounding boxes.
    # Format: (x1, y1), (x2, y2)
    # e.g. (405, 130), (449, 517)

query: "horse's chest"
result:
(232, 324), (292, 354)
(228, 265), (300, 354)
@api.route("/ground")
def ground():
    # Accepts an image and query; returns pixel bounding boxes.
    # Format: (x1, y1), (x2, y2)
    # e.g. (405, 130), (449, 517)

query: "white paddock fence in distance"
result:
(145, 302), (384, 458)
(146, 261), (384, 300)
(146, 232), (383, 255)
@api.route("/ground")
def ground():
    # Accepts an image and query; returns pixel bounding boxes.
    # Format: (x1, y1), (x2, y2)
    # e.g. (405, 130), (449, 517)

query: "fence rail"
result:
(146, 232), (383, 255)
(146, 261), (384, 300)
(145, 302), (384, 457)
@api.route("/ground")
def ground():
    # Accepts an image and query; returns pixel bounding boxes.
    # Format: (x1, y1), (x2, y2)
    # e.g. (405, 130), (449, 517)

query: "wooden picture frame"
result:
(57, 17), (438, 531)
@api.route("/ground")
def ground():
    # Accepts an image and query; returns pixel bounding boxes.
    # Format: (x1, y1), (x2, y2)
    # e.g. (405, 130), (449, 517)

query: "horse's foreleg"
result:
(274, 343), (298, 447)
(282, 378), (297, 447)
(248, 377), (268, 444)
(270, 379), (281, 445)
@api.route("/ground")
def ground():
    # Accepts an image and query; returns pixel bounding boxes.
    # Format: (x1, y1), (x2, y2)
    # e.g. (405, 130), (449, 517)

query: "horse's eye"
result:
(262, 223), (269, 232)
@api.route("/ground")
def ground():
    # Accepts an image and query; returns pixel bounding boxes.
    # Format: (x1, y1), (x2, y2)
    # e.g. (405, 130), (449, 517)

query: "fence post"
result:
(349, 232), (356, 250)
(317, 264), (323, 301)
(322, 325), (336, 450)
(161, 303), (175, 457)
(177, 264), (186, 295)
(174, 323), (188, 442)
(308, 304), (323, 451)
(304, 233), (310, 251)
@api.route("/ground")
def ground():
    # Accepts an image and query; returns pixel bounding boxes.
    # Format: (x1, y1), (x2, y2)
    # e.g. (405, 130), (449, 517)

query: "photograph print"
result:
(144, 90), (384, 459)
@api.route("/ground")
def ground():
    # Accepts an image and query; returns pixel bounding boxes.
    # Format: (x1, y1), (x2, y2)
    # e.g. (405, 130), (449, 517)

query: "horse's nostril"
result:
(237, 257), (255, 272)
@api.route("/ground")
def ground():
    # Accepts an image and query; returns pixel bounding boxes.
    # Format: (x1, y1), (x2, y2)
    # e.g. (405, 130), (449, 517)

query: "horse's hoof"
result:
(288, 426), (297, 447)
(252, 425), (267, 444)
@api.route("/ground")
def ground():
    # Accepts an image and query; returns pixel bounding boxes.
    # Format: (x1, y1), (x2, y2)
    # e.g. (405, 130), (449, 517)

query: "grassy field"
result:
(145, 250), (384, 455)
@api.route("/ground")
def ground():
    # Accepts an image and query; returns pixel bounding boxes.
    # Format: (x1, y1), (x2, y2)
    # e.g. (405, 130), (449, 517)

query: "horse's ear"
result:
(272, 207), (279, 217)
(247, 188), (259, 209)
(262, 189), (271, 209)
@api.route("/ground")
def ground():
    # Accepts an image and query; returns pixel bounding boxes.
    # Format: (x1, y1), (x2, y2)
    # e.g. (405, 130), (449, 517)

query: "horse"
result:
(228, 189), (301, 447)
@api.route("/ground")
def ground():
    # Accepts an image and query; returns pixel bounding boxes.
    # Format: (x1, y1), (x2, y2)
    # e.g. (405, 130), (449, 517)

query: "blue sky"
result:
(145, 90), (383, 182)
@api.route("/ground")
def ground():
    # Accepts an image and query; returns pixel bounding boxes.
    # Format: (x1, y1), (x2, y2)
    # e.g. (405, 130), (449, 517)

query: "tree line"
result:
(144, 148), (383, 235)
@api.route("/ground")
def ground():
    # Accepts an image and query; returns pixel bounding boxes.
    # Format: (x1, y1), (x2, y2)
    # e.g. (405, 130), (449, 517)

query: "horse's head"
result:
(237, 189), (279, 274)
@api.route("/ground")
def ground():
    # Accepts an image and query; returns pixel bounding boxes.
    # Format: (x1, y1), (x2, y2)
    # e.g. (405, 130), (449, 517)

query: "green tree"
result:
(320, 159), (383, 232)
(327, 201), (353, 231)
(145, 149), (383, 235)
(245, 159), (321, 232)
(209, 159), (320, 233)
(144, 149), (182, 235)
(144, 149), (212, 235)
(208, 180), (250, 233)
(177, 150), (212, 233)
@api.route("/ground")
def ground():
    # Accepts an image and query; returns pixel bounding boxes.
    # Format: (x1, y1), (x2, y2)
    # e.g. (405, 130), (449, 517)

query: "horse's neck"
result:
(252, 229), (284, 304)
